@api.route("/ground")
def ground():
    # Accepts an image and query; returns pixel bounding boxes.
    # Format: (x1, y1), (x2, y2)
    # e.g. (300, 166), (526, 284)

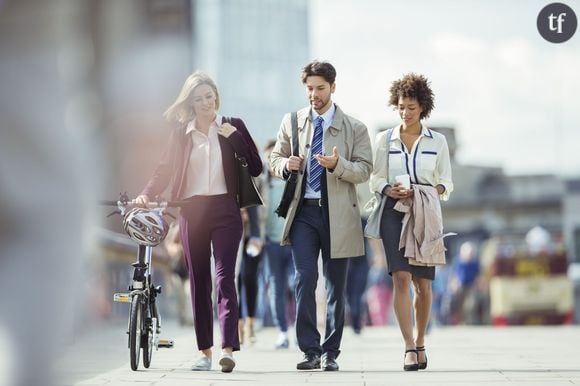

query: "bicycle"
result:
(101, 193), (187, 371)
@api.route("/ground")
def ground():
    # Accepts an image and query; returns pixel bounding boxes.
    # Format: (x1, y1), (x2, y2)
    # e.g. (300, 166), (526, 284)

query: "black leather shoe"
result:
(296, 353), (320, 370)
(403, 349), (419, 371)
(321, 354), (339, 371)
(416, 346), (428, 370)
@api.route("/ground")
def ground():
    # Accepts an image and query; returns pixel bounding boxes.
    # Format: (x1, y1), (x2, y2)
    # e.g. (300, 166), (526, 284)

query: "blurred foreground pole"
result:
(0, 0), (101, 385)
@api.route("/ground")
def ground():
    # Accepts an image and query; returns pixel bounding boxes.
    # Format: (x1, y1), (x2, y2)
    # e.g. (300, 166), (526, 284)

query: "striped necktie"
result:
(309, 116), (324, 192)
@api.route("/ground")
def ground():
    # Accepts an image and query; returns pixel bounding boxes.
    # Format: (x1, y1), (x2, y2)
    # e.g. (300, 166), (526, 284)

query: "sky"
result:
(310, 0), (580, 177)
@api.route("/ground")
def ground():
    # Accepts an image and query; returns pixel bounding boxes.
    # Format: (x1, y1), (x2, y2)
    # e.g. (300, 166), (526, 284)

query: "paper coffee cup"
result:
(395, 174), (411, 190)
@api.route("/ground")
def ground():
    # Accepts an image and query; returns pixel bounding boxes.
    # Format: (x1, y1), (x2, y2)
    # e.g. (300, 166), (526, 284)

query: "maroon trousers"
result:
(179, 194), (243, 351)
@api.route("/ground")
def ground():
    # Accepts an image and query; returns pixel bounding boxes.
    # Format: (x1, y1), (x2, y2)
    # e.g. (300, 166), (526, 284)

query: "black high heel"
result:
(403, 349), (419, 371)
(416, 346), (427, 370)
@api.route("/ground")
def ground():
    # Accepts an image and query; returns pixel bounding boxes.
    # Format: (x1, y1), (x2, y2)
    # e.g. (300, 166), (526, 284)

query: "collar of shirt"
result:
(390, 123), (434, 142)
(185, 114), (222, 135)
(310, 103), (336, 130)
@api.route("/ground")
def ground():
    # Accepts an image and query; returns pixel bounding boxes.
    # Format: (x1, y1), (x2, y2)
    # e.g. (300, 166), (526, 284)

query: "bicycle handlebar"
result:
(99, 200), (120, 206)
(99, 200), (190, 208)
(99, 197), (190, 219)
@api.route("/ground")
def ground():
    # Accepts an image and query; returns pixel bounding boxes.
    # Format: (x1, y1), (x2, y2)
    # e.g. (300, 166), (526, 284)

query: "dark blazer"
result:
(141, 117), (262, 203)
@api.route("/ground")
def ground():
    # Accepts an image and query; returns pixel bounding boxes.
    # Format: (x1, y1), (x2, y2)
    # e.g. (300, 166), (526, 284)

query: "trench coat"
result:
(270, 105), (372, 258)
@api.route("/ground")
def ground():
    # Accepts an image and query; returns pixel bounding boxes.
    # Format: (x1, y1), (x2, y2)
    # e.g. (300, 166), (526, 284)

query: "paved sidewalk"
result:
(61, 324), (580, 386)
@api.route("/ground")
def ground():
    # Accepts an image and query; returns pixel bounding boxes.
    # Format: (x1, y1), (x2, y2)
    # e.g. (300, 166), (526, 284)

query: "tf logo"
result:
(537, 3), (577, 43)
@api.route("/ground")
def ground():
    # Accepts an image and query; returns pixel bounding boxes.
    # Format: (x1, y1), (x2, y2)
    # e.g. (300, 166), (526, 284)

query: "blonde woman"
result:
(136, 71), (262, 372)
(369, 73), (453, 371)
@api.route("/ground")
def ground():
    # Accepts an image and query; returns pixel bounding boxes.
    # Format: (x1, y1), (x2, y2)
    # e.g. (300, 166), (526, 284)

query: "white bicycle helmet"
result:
(122, 208), (168, 246)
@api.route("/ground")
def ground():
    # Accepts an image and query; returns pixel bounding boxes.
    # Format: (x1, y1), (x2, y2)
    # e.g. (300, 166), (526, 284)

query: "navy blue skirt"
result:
(380, 197), (435, 280)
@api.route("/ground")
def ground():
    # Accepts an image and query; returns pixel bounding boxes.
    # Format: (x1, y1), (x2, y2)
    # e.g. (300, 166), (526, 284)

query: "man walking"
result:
(270, 61), (372, 371)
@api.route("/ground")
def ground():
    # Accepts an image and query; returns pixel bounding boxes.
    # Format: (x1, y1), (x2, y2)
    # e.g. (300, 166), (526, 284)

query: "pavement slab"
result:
(54, 323), (580, 386)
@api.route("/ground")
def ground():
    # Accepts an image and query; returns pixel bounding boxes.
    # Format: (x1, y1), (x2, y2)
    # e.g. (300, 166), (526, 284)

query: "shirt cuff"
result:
(283, 165), (290, 180)
(380, 183), (391, 196)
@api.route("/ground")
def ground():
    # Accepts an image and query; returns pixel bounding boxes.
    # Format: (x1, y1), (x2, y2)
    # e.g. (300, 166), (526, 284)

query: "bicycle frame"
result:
(104, 196), (187, 370)
(132, 244), (152, 290)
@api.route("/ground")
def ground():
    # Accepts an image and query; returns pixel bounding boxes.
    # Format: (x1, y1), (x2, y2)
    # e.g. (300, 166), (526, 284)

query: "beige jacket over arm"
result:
(269, 105), (373, 258)
(394, 185), (447, 266)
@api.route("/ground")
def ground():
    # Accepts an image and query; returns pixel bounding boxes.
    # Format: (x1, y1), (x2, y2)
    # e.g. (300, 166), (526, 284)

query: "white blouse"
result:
(181, 115), (228, 198)
(369, 124), (453, 201)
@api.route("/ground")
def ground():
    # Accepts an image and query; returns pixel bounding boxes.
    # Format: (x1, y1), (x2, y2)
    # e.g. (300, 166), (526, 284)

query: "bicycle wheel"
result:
(129, 295), (142, 371)
(141, 299), (153, 368)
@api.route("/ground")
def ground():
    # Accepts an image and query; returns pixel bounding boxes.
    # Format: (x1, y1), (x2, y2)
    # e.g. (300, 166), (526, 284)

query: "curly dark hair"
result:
(301, 61), (336, 84)
(388, 73), (434, 119)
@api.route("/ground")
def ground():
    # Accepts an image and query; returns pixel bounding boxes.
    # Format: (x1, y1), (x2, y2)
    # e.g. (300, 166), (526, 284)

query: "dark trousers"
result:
(237, 240), (262, 318)
(266, 242), (294, 332)
(179, 194), (243, 351)
(289, 205), (349, 358)
(346, 255), (369, 332)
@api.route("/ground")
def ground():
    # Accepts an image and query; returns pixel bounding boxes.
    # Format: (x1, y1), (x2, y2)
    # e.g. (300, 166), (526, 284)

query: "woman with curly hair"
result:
(369, 73), (453, 371)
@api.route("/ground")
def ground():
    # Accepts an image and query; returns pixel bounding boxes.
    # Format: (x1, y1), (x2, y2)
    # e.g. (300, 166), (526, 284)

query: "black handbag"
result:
(223, 116), (263, 209)
(236, 154), (264, 208)
(274, 112), (299, 218)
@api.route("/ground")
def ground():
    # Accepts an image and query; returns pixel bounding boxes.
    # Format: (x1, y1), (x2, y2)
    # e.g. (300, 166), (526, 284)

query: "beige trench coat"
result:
(270, 105), (373, 258)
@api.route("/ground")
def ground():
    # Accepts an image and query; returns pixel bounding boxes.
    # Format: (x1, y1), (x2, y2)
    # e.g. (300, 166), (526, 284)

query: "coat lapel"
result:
(296, 107), (312, 156)
(323, 105), (342, 154)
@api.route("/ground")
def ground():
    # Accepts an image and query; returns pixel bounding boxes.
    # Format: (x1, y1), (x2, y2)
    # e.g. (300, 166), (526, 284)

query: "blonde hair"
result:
(163, 71), (220, 124)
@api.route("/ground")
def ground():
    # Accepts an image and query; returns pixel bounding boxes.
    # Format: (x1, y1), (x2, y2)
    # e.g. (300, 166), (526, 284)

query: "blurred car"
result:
(487, 240), (574, 326)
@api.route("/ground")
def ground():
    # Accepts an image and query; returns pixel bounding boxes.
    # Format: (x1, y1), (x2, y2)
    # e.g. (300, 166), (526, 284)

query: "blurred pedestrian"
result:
(270, 61), (373, 371)
(369, 73), (453, 371)
(449, 241), (481, 324)
(237, 206), (264, 345)
(345, 185), (374, 334)
(365, 239), (393, 326)
(345, 250), (369, 334)
(432, 264), (452, 325)
(136, 71), (262, 372)
(163, 221), (192, 326)
(263, 140), (295, 349)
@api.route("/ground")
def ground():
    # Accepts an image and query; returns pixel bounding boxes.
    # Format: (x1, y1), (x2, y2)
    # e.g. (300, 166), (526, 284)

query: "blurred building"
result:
(85, 0), (194, 203)
(563, 179), (580, 323)
(563, 179), (580, 264)
(444, 167), (564, 238)
(192, 0), (310, 148)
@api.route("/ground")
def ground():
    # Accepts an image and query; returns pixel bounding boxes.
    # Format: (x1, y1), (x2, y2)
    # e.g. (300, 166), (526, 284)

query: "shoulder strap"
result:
(225, 117), (244, 161)
(386, 128), (393, 172)
(291, 112), (298, 157)
(386, 128), (394, 145)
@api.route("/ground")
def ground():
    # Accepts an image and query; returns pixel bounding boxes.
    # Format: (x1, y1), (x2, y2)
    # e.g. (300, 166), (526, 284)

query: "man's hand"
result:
(218, 122), (237, 138)
(314, 146), (339, 169)
(286, 154), (304, 172)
